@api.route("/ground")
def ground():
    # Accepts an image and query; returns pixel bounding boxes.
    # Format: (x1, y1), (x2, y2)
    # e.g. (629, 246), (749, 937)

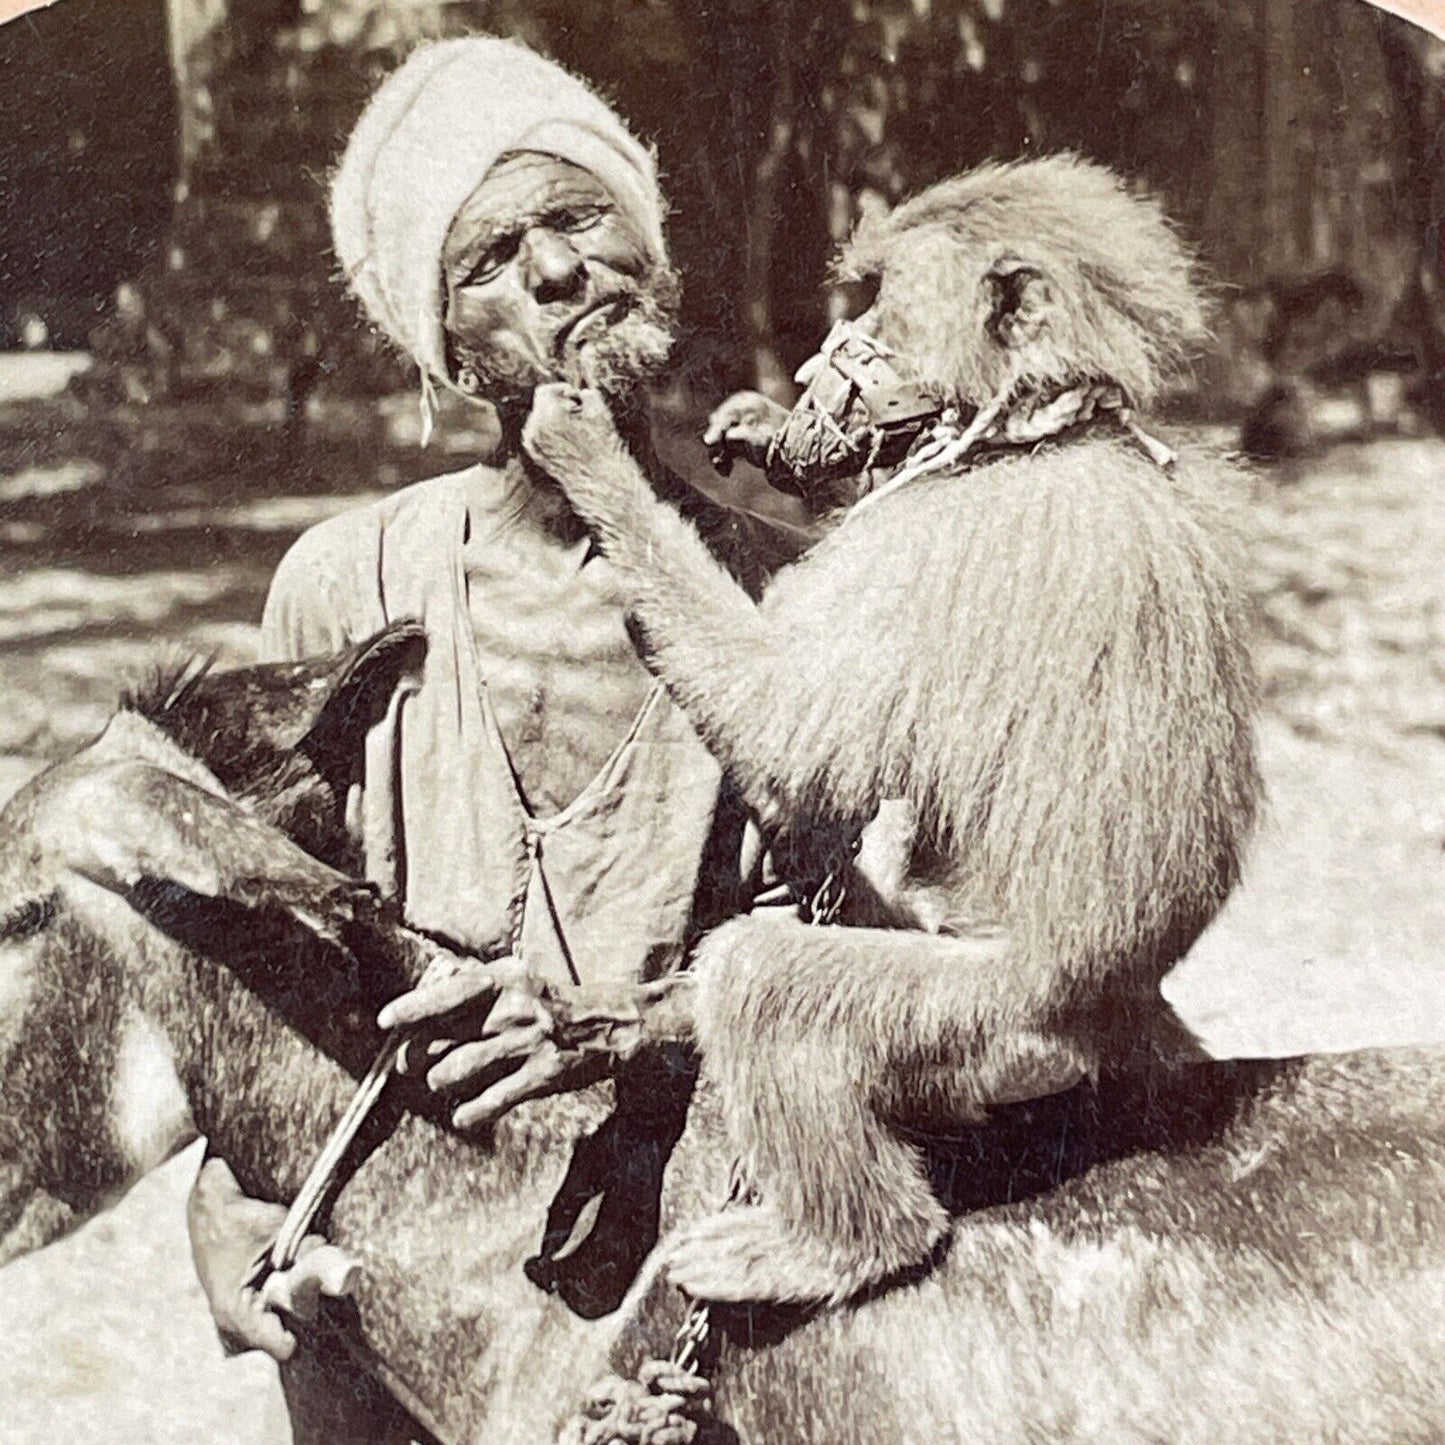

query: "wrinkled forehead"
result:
(442, 151), (616, 273)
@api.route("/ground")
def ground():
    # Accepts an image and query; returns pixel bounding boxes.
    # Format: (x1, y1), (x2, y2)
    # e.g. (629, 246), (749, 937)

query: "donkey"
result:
(3, 623), (1445, 1445)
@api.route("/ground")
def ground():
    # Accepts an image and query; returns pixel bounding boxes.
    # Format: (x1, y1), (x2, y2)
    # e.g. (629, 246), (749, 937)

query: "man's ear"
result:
(300, 621), (427, 775)
(985, 258), (1054, 348)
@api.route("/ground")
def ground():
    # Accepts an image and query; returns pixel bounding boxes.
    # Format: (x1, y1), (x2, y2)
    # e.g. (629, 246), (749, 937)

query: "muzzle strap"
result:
(850, 380), (1177, 518)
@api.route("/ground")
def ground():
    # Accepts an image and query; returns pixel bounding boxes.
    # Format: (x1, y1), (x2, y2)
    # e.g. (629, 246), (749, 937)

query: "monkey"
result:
(521, 154), (1262, 1307)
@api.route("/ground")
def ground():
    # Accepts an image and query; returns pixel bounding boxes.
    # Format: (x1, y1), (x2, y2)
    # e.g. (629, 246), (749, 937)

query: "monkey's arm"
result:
(524, 386), (820, 823)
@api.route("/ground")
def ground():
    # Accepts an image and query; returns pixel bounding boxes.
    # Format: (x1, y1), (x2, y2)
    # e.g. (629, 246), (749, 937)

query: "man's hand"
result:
(378, 961), (695, 1132)
(702, 390), (790, 475)
(187, 1156), (357, 1363)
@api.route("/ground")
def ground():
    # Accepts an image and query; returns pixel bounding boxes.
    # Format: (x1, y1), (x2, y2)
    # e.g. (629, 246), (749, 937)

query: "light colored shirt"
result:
(261, 463), (750, 987)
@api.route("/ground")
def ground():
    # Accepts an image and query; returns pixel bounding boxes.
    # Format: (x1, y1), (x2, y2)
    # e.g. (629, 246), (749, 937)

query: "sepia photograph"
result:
(1, 0), (1444, 1440)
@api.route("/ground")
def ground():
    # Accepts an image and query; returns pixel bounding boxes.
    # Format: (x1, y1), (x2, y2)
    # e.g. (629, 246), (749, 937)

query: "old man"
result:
(186, 35), (794, 1441)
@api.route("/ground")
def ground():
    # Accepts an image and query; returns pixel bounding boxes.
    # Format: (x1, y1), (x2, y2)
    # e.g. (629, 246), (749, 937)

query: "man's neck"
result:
(492, 387), (673, 546)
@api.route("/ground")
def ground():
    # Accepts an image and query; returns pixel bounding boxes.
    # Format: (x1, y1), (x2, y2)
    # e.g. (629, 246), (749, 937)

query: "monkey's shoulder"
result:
(945, 434), (1248, 521)
(810, 436), (1244, 571)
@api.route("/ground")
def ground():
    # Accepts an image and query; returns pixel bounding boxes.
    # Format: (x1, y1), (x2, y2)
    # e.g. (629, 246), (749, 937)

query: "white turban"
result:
(330, 37), (666, 393)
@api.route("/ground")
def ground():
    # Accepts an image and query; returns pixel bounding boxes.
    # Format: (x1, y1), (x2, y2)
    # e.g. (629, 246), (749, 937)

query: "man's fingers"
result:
(292, 1236), (363, 1298)
(485, 986), (549, 1033)
(259, 1245), (362, 1322)
(377, 966), (500, 1031)
(426, 1024), (549, 1092)
(452, 1050), (563, 1131)
(229, 1291), (297, 1363)
(228, 1196), (291, 1237)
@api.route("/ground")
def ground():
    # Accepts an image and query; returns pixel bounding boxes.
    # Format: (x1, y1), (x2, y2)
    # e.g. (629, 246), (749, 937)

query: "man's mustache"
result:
(550, 284), (647, 359)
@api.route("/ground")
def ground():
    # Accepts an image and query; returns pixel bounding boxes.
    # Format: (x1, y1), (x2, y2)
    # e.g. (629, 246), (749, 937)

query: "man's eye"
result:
(553, 205), (608, 234)
(464, 242), (515, 287)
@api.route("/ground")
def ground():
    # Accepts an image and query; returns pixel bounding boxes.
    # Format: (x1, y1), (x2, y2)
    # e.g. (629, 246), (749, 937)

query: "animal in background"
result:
(522, 154), (1262, 1305)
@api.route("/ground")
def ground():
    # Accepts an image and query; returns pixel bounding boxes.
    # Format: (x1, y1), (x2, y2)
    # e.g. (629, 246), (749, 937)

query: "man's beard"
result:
(455, 261), (681, 410)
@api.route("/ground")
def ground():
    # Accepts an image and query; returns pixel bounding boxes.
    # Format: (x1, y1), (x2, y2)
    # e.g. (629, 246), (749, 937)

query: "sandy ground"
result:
(0, 379), (1442, 1442)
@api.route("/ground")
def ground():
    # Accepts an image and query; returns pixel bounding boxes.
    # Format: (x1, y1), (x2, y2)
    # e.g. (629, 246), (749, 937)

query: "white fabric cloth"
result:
(259, 466), (733, 985)
(329, 37), (666, 391)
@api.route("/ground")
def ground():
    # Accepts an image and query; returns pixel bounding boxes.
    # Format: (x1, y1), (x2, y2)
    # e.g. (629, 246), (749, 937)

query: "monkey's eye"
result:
(838, 272), (881, 322)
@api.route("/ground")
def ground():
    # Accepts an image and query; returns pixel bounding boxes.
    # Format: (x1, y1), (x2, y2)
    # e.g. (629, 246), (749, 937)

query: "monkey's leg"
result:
(34, 760), (376, 942)
(668, 914), (1085, 1305)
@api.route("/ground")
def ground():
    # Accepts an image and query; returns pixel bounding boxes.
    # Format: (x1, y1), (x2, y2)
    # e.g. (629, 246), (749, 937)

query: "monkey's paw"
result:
(701, 391), (789, 476)
(522, 384), (629, 501)
(665, 1205), (870, 1307)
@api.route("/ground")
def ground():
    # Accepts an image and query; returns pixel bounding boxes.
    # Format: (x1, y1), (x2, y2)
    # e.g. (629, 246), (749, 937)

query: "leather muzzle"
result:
(766, 319), (943, 495)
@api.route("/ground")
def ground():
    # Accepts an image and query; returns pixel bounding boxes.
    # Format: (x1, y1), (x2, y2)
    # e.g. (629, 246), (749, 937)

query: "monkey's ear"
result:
(985, 258), (1055, 349)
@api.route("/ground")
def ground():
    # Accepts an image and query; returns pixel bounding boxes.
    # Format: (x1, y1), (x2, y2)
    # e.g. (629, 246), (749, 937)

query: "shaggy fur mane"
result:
(120, 655), (219, 728)
(839, 154), (1211, 408)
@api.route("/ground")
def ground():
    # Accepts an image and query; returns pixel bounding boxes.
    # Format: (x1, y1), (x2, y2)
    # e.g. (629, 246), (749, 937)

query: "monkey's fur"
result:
(523, 155), (1261, 1306)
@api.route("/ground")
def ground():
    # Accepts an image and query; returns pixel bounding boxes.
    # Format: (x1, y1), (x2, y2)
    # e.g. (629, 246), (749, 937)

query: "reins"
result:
(246, 1029), (410, 1296)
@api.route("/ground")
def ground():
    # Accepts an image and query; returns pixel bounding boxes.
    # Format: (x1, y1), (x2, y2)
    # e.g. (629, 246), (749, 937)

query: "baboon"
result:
(522, 155), (1261, 1306)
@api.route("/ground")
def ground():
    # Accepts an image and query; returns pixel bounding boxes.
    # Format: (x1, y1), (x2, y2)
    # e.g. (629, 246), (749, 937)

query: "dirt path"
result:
(1, 403), (1442, 1442)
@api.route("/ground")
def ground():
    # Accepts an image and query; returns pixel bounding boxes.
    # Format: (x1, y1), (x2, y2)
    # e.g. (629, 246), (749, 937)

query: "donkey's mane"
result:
(120, 653), (219, 726)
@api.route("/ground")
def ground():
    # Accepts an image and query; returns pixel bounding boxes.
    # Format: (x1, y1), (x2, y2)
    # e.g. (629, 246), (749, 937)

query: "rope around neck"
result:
(850, 380), (1177, 519)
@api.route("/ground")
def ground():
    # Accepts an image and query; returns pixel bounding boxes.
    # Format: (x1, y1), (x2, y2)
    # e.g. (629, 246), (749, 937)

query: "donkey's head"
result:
(0, 622), (427, 1264)
(125, 621), (426, 873)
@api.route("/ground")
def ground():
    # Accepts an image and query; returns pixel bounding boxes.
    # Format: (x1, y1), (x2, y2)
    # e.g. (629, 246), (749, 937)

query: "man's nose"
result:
(521, 228), (586, 302)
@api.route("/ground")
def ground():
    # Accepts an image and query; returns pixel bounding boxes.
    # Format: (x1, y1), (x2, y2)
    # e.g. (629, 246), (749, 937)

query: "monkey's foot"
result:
(665, 1204), (885, 1307)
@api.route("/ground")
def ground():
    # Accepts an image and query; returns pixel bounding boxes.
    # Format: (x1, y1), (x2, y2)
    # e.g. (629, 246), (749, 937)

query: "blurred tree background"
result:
(1, 0), (1441, 422)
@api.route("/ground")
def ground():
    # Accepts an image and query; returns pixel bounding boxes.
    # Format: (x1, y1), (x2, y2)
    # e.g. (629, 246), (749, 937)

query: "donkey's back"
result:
(4, 626), (1445, 1443)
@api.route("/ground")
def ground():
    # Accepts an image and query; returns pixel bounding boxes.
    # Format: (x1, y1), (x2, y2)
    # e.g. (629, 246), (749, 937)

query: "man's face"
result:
(441, 152), (679, 407)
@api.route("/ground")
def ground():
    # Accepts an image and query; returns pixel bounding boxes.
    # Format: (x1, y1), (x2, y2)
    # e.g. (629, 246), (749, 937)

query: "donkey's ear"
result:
(300, 621), (427, 771)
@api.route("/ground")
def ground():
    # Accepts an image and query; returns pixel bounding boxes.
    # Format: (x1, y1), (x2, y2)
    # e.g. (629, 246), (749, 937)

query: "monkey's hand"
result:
(522, 383), (649, 531)
(381, 964), (694, 1132)
(702, 390), (790, 475)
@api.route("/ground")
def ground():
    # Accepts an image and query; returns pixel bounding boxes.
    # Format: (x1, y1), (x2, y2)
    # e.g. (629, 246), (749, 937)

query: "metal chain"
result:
(560, 869), (840, 1443)
(666, 1299), (712, 1379)
(667, 1155), (756, 1376)
(639, 874), (834, 1429)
